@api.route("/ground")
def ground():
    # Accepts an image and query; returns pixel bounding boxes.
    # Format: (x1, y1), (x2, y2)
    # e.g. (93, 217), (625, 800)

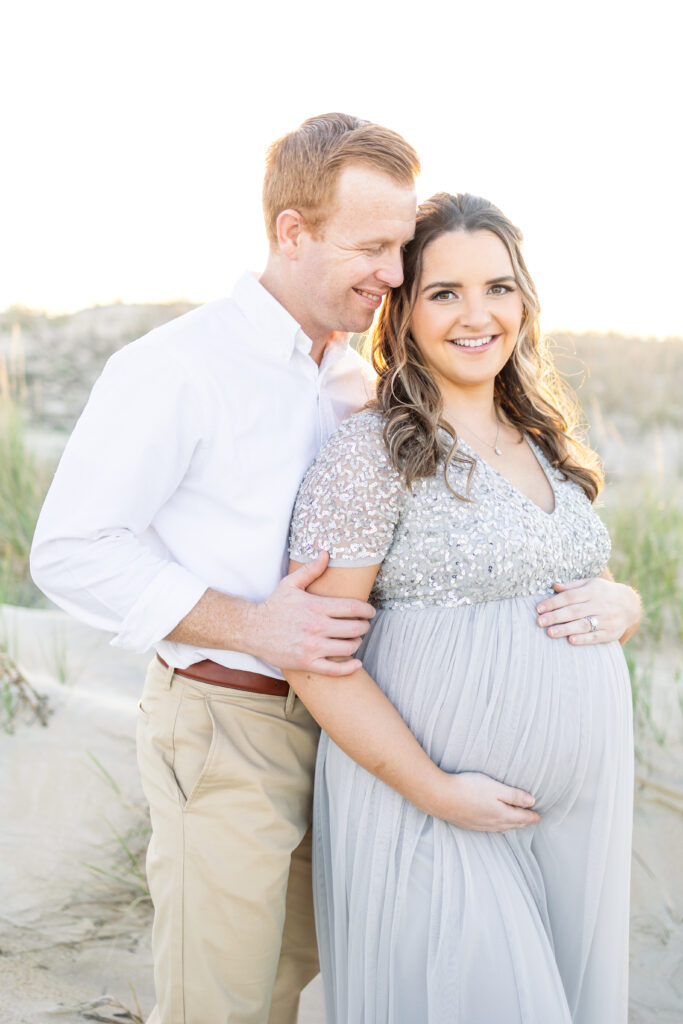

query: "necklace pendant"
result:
(494, 446), (503, 456)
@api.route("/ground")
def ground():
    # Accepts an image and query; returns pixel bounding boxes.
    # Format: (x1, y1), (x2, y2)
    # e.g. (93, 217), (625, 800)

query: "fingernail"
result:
(537, 604), (545, 613)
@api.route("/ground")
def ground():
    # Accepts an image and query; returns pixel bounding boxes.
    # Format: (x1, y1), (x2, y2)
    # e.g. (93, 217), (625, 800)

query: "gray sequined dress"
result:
(289, 409), (633, 1024)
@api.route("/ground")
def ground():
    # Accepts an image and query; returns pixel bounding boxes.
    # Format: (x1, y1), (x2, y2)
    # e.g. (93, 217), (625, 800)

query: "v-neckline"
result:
(457, 434), (558, 518)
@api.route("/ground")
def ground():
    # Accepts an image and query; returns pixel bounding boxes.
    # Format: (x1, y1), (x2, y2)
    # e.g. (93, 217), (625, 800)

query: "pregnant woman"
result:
(285, 193), (637, 1023)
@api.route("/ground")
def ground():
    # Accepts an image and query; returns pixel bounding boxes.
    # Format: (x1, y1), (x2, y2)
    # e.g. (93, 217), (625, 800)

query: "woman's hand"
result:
(536, 575), (641, 646)
(434, 772), (540, 833)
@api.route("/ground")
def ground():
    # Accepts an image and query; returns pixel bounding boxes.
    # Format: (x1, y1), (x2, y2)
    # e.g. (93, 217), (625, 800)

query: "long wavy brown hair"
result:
(370, 192), (603, 501)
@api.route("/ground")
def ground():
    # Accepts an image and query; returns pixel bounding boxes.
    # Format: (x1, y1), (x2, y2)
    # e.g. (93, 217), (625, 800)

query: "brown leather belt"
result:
(156, 655), (289, 696)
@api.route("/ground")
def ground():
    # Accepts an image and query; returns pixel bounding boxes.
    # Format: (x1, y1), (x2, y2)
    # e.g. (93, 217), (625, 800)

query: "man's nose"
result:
(376, 250), (404, 288)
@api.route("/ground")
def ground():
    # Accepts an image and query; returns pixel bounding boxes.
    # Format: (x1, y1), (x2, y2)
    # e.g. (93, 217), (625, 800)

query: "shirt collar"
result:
(231, 272), (314, 361)
(320, 334), (352, 372)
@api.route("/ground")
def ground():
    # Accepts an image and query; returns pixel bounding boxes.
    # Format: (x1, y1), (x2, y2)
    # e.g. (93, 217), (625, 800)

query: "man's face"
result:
(293, 164), (417, 340)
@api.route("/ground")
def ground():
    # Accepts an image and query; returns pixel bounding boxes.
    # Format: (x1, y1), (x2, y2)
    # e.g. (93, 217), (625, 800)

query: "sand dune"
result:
(0, 606), (680, 1022)
(0, 607), (325, 1023)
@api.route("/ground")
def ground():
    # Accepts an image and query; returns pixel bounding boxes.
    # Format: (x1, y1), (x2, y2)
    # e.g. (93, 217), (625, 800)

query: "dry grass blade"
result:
(81, 753), (152, 901)
(0, 643), (52, 731)
(48, 993), (143, 1022)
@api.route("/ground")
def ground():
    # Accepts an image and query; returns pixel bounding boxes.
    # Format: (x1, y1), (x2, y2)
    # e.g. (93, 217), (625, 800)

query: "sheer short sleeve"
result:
(290, 410), (404, 567)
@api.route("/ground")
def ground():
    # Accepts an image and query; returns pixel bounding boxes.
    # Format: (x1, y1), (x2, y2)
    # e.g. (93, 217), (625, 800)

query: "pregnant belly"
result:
(359, 595), (632, 814)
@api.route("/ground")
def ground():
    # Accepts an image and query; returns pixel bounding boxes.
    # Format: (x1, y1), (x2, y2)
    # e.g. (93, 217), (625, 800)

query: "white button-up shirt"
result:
(30, 272), (376, 678)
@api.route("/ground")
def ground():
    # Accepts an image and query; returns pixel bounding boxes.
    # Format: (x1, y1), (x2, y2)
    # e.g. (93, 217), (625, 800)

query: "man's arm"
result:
(30, 346), (374, 671)
(30, 347), (211, 651)
(165, 552), (374, 674)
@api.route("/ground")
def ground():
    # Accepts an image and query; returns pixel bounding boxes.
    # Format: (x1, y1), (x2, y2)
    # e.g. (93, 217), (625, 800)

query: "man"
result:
(31, 112), (420, 1023)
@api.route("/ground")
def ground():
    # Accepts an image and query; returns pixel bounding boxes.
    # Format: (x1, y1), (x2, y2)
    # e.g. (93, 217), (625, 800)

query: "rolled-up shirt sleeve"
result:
(30, 343), (210, 652)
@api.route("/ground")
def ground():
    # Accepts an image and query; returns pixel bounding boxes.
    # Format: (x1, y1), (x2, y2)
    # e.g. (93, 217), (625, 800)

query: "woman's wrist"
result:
(418, 766), (460, 820)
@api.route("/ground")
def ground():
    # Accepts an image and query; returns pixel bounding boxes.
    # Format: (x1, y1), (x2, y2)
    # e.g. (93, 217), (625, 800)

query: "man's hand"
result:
(250, 551), (375, 674)
(536, 576), (641, 646)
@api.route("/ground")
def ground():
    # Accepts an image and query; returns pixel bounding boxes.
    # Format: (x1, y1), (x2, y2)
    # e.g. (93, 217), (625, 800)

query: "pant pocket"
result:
(171, 692), (219, 812)
(137, 655), (173, 719)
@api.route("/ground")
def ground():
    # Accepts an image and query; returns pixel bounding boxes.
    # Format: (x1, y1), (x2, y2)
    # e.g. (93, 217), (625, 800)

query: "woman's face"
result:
(410, 229), (524, 398)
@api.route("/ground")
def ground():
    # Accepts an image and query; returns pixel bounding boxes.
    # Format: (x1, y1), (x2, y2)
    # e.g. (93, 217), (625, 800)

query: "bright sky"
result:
(2, 0), (681, 337)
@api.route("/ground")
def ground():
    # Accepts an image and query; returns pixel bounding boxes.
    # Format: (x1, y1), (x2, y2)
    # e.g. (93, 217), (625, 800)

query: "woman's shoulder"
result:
(319, 407), (396, 468)
(332, 406), (386, 443)
(290, 409), (403, 566)
(295, 406), (403, 508)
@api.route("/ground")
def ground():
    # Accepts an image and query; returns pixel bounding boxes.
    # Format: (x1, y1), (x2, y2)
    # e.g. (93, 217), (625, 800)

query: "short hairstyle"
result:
(262, 112), (420, 247)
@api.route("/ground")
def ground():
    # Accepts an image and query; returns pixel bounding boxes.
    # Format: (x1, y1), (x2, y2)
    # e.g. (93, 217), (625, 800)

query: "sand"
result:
(0, 605), (681, 1023)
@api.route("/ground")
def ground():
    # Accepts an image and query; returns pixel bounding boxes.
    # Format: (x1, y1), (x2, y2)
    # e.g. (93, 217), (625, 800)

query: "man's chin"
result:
(343, 310), (376, 335)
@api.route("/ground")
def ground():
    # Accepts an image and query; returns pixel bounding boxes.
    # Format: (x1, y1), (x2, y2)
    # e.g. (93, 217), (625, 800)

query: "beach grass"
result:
(0, 357), (53, 606)
(603, 481), (683, 746)
(605, 484), (683, 646)
(84, 751), (151, 902)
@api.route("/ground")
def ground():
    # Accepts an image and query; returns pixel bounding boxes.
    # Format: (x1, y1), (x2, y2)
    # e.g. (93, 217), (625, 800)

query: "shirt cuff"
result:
(111, 563), (208, 653)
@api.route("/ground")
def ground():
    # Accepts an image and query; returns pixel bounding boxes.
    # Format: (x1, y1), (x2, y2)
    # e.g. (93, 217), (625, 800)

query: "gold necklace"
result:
(451, 415), (503, 456)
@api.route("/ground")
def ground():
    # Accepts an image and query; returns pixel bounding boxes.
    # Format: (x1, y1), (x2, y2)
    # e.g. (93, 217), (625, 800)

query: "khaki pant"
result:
(136, 657), (320, 1024)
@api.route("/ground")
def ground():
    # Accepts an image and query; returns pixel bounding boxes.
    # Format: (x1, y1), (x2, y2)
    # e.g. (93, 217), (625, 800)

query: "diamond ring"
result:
(587, 615), (599, 632)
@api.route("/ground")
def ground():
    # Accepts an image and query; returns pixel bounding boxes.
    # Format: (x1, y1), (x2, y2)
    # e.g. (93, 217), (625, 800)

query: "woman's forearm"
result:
(284, 665), (448, 817)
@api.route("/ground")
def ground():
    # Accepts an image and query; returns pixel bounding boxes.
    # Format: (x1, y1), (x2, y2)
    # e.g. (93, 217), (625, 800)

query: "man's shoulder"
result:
(104, 297), (242, 382)
(129, 297), (235, 353)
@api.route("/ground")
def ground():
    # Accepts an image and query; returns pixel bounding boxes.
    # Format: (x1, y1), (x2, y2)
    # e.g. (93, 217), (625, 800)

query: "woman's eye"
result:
(489, 284), (513, 295)
(431, 290), (456, 302)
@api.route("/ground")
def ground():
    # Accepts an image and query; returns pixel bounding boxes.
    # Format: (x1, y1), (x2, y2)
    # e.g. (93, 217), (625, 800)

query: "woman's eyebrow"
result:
(421, 280), (461, 292)
(421, 275), (516, 293)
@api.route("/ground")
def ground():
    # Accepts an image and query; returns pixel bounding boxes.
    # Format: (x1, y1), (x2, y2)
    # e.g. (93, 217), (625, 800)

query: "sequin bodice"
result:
(289, 410), (610, 610)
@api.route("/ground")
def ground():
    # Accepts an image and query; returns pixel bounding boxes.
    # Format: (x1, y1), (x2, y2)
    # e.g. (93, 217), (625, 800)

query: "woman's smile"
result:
(447, 334), (499, 351)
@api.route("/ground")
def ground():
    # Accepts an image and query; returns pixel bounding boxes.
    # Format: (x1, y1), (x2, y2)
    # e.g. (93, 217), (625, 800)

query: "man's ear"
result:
(275, 209), (307, 260)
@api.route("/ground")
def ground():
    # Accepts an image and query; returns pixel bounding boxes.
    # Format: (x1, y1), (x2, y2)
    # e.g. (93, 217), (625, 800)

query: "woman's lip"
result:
(447, 334), (499, 352)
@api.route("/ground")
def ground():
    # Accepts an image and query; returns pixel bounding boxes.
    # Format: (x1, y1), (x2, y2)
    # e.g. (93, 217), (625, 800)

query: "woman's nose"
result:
(458, 293), (490, 329)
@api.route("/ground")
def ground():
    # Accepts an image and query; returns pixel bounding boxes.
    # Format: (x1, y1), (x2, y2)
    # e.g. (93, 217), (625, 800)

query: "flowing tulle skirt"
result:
(313, 595), (633, 1023)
